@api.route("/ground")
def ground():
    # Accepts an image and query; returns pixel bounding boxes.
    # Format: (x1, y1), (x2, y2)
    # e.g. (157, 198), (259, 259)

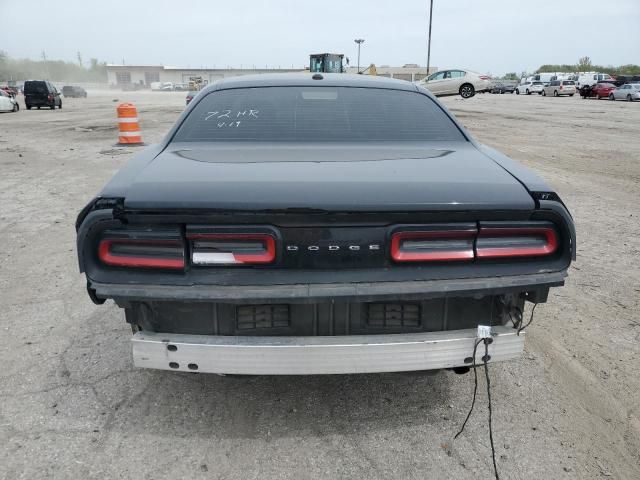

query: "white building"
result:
(106, 64), (436, 88)
(346, 64), (435, 82)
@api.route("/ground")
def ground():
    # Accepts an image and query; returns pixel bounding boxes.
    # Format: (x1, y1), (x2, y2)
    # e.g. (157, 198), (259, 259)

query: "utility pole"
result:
(354, 38), (365, 73)
(41, 50), (50, 79)
(426, 0), (434, 75)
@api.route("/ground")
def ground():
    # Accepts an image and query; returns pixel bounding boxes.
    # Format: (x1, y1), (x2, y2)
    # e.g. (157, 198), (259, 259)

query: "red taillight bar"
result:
(98, 239), (185, 269)
(476, 227), (558, 258)
(187, 233), (276, 264)
(390, 230), (476, 262)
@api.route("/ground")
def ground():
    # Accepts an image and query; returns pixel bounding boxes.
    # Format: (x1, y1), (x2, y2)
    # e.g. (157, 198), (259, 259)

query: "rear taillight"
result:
(47, 94), (52, 100)
(390, 226), (477, 262)
(390, 223), (559, 262)
(188, 233), (276, 265)
(476, 226), (558, 259)
(98, 239), (185, 269)
(479, 75), (490, 80)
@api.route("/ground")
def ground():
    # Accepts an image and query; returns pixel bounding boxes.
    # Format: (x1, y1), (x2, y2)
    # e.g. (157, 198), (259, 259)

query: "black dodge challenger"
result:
(76, 73), (575, 375)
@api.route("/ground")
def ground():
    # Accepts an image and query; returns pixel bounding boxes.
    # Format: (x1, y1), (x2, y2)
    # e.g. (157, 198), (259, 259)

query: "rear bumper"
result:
(92, 271), (565, 304)
(132, 325), (524, 375)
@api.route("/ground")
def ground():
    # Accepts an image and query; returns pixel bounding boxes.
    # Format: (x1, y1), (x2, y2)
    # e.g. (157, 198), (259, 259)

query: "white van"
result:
(531, 73), (577, 85)
(576, 73), (614, 89)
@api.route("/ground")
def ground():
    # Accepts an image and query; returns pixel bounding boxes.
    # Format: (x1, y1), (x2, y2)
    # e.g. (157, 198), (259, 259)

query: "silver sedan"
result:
(609, 84), (640, 101)
(418, 69), (492, 99)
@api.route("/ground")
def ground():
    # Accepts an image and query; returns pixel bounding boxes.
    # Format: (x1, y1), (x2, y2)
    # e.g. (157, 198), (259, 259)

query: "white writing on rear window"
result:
(204, 109), (259, 127)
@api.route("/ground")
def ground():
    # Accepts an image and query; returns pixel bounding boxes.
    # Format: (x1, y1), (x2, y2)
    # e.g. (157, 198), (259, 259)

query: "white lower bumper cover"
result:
(132, 326), (524, 375)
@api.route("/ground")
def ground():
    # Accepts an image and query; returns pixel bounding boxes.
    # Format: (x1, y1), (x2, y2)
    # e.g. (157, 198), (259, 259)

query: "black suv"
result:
(24, 80), (62, 110)
(62, 86), (87, 98)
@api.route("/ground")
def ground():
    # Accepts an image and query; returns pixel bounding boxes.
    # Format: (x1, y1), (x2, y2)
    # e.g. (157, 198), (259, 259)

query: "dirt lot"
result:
(1, 90), (639, 480)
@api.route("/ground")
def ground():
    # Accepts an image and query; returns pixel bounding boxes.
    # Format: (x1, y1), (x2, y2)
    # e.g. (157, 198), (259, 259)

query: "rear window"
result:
(562, 81), (575, 85)
(24, 81), (47, 93)
(532, 82), (543, 85)
(173, 87), (465, 142)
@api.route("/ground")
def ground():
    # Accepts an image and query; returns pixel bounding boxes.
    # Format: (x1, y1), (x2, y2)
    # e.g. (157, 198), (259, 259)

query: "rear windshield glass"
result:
(173, 87), (465, 142)
(562, 81), (575, 85)
(24, 81), (47, 93)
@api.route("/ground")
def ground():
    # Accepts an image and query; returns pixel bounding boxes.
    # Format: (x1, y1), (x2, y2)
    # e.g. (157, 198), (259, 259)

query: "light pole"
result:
(354, 39), (365, 73)
(426, 0), (434, 76)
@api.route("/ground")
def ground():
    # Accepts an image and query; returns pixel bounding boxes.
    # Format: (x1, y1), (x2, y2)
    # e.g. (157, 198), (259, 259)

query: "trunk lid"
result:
(122, 142), (535, 212)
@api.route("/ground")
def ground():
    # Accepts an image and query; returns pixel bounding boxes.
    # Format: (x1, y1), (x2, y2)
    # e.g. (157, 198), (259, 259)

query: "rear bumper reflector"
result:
(132, 326), (524, 375)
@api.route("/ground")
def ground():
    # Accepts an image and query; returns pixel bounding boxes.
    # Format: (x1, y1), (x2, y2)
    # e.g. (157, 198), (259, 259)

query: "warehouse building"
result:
(106, 64), (435, 88)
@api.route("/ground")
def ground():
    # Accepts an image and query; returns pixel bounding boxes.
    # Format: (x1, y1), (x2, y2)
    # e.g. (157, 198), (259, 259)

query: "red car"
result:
(0, 86), (18, 98)
(589, 82), (617, 99)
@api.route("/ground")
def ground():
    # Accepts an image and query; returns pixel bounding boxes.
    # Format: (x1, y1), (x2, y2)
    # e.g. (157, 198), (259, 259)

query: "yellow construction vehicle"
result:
(309, 53), (346, 73)
(308, 54), (376, 76)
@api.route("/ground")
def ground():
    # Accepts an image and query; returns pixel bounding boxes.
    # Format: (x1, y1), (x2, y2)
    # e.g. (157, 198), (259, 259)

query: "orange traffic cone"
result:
(116, 103), (144, 146)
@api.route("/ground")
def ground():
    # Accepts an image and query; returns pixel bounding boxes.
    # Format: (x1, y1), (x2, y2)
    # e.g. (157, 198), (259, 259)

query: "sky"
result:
(1, 0), (639, 75)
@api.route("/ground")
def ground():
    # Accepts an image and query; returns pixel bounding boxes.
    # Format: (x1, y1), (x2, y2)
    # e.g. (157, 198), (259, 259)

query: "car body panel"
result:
(0, 90), (15, 112)
(542, 80), (576, 96)
(419, 69), (491, 97)
(612, 84), (640, 101)
(120, 142), (536, 212)
(590, 82), (616, 98)
(76, 73), (575, 375)
(62, 86), (87, 98)
(516, 81), (544, 94)
(23, 80), (61, 108)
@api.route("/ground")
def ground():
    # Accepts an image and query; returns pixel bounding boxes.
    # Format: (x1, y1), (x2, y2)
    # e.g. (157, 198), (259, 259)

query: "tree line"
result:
(498, 57), (640, 80)
(0, 51), (107, 83)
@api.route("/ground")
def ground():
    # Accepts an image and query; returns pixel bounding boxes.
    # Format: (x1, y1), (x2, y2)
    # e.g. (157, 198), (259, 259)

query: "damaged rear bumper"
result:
(132, 325), (524, 375)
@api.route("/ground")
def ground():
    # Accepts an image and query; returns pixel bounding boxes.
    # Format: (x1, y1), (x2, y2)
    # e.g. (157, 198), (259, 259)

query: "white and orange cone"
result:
(116, 103), (144, 146)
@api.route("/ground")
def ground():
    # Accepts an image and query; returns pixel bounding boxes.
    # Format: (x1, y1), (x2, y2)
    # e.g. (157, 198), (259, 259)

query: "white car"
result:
(419, 69), (491, 99)
(0, 90), (19, 112)
(609, 83), (640, 102)
(516, 81), (544, 95)
(542, 80), (576, 97)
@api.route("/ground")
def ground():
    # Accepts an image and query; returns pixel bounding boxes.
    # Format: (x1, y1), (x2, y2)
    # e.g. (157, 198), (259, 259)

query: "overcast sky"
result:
(2, 0), (639, 74)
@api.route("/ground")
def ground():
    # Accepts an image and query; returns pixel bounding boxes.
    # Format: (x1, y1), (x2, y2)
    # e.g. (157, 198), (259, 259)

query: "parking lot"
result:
(1, 91), (639, 479)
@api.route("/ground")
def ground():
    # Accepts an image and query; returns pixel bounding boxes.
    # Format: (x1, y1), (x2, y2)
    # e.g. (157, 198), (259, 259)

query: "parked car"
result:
(185, 90), (198, 106)
(516, 81), (544, 95)
(0, 89), (19, 112)
(581, 82), (616, 99)
(62, 86), (87, 98)
(542, 80), (576, 97)
(173, 83), (189, 91)
(609, 83), (640, 101)
(160, 82), (175, 91)
(76, 73), (575, 376)
(419, 69), (491, 98)
(0, 85), (18, 97)
(490, 83), (515, 94)
(23, 80), (62, 110)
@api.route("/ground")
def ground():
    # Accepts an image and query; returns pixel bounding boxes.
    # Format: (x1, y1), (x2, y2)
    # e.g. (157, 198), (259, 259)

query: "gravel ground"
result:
(0, 90), (639, 480)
